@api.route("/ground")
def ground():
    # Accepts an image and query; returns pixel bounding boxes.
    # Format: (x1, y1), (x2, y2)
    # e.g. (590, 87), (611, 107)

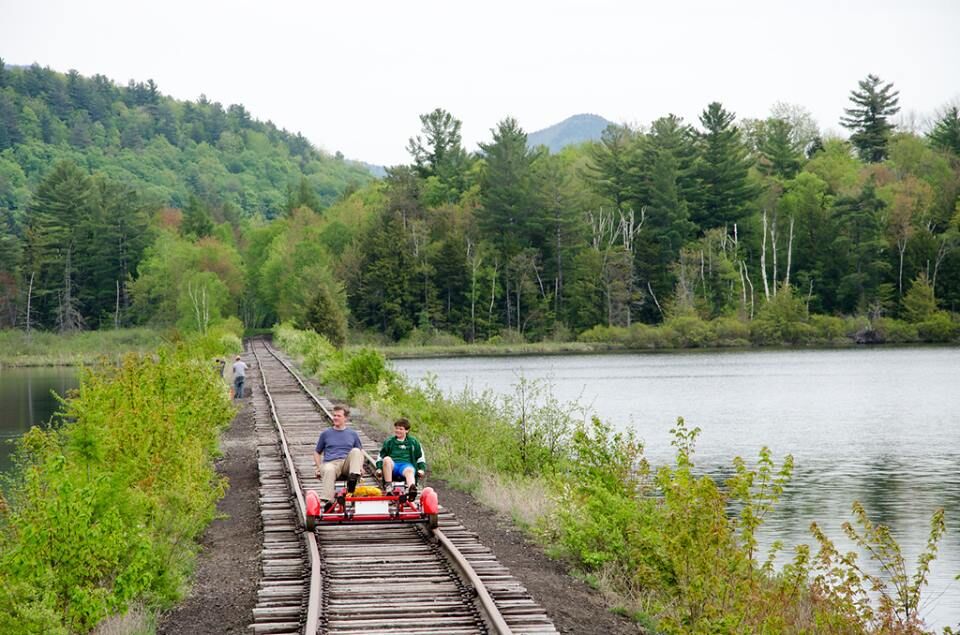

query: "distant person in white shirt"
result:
(232, 355), (248, 400)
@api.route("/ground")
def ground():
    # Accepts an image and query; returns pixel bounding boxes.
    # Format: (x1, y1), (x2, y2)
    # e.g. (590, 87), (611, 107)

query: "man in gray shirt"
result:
(313, 405), (364, 507)
(232, 356), (248, 400)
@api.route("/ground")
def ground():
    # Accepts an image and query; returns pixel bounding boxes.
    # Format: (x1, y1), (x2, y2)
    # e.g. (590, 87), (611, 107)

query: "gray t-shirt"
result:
(232, 360), (247, 378)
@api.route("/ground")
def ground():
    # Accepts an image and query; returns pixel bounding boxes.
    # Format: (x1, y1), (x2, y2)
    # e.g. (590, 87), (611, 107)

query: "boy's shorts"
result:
(391, 461), (414, 479)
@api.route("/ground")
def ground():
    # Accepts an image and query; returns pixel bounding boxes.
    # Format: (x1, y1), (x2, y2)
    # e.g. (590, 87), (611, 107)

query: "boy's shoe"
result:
(346, 473), (359, 494)
(384, 483), (395, 495)
(407, 484), (417, 502)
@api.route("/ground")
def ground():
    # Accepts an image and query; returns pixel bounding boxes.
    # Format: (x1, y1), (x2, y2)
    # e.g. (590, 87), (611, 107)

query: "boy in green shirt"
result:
(375, 418), (427, 501)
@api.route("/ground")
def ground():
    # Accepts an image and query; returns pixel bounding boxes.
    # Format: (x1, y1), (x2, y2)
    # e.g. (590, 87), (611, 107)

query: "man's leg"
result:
(402, 465), (418, 501)
(382, 457), (395, 484)
(340, 448), (364, 493)
(319, 459), (344, 503)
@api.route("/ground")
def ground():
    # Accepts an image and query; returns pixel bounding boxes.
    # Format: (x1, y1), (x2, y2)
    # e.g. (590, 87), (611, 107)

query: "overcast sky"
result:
(2, 0), (958, 166)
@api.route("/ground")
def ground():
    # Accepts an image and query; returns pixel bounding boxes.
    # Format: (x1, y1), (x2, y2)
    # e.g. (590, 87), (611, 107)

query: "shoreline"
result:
(372, 339), (956, 360)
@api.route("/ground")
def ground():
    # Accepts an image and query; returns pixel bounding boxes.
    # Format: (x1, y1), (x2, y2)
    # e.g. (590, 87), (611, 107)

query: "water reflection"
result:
(0, 367), (78, 475)
(394, 347), (960, 627)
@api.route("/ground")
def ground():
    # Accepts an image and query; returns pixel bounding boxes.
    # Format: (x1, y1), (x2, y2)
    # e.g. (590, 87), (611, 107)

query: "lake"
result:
(0, 366), (78, 477)
(393, 347), (960, 627)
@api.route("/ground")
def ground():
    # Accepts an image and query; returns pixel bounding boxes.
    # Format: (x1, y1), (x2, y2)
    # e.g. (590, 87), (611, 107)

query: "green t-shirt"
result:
(376, 434), (426, 471)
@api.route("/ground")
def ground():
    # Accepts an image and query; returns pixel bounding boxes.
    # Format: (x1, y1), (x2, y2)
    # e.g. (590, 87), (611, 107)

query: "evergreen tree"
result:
(478, 118), (542, 329)
(585, 124), (640, 212)
(840, 74), (900, 162)
(406, 108), (470, 200)
(691, 102), (755, 228)
(927, 106), (960, 156)
(302, 284), (347, 347)
(286, 176), (322, 214)
(181, 195), (214, 239)
(24, 160), (93, 330)
(831, 179), (890, 312)
(758, 118), (803, 179)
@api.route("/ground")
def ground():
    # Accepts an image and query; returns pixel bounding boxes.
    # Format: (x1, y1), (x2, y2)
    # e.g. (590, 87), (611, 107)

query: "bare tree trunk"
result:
(770, 213), (778, 296)
(897, 238), (908, 297)
(785, 216), (795, 289)
(488, 258), (498, 328)
(760, 209), (771, 301)
(647, 282), (664, 319)
(115, 280), (121, 329)
(25, 271), (34, 335)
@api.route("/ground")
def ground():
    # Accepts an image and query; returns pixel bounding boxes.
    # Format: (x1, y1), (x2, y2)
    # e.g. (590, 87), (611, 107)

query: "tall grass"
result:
(0, 328), (166, 367)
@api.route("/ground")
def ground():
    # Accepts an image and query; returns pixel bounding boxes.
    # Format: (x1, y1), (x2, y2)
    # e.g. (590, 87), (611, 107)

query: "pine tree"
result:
(406, 108), (470, 200)
(303, 284), (347, 347)
(927, 106), (960, 156)
(758, 118), (803, 179)
(691, 102), (755, 228)
(478, 118), (542, 330)
(25, 160), (93, 330)
(181, 194), (214, 239)
(840, 74), (900, 162)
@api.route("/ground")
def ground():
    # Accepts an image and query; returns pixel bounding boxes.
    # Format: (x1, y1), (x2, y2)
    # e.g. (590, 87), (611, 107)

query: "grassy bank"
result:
(0, 328), (240, 633)
(0, 328), (167, 367)
(365, 310), (959, 360)
(277, 323), (953, 634)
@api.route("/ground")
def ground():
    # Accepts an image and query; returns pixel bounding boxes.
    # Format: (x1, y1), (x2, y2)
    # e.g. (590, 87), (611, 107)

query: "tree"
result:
(927, 105), (960, 156)
(691, 102), (755, 228)
(181, 194), (214, 239)
(406, 108), (470, 201)
(478, 118), (542, 330)
(758, 118), (803, 179)
(901, 272), (938, 323)
(840, 74), (900, 162)
(24, 160), (93, 331)
(302, 284), (348, 347)
(585, 124), (640, 213)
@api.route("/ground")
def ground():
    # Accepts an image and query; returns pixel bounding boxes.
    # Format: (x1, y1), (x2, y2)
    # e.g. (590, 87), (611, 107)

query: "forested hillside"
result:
(0, 61), (370, 330)
(1, 64), (958, 346)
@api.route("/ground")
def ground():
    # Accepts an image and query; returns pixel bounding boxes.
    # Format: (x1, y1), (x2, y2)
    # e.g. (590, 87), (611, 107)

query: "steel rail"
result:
(258, 338), (515, 635)
(250, 342), (321, 635)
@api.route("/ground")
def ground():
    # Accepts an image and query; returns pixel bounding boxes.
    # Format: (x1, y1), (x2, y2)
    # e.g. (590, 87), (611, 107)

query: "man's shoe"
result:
(407, 484), (417, 502)
(346, 473), (359, 494)
(322, 500), (336, 514)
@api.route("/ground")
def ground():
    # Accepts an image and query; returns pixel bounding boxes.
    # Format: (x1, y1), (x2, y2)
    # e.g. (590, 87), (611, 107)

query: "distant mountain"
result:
(527, 113), (615, 153)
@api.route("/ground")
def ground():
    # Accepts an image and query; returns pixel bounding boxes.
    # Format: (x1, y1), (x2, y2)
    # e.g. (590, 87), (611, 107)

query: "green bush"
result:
(0, 339), (234, 632)
(712, 316), (751, 346)
(809, 314), (848, 343)
(665, 316), (716, 348)
(917, 312), (958, 342)
(872, 317), (919, 343)
(322, 348), (396, 398)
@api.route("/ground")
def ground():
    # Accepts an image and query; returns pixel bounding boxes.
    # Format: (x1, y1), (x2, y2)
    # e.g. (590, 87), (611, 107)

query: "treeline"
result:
(0, 62), (370, 331)
(1, 66), (959, 343)
(337, 76), (960, 343)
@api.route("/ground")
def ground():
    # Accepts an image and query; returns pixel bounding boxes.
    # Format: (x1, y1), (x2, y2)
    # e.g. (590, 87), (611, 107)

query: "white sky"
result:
(1, 0), (959, 166)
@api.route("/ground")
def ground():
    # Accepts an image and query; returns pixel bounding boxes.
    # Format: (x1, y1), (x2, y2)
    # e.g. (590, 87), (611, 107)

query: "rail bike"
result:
(304, 479), (439, 530)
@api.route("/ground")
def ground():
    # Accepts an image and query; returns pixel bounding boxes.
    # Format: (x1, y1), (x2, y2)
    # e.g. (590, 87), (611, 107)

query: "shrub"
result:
(872, 317), (918, 343)
(0, 341), (233, 632)
(322, 348), (397, 398)
(665, 316), (716, 348)
(916, 312), (958, 342)
(712, 316), (751, 346)
(809, 314), (847, 343)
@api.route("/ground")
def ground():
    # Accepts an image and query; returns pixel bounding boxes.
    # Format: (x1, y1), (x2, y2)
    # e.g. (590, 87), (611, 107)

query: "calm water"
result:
(0, 367), (78, 476)
(394, 347), (960, 627)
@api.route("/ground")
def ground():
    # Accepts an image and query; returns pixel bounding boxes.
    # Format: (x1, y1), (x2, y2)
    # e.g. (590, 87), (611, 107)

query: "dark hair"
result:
(333, 405), (350, 417)
(393, 418), (411, 430)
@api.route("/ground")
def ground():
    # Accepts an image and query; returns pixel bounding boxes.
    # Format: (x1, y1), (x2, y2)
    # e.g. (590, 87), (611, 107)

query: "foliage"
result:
(841, 74), (901, 163)
(0, 335), (235, 631)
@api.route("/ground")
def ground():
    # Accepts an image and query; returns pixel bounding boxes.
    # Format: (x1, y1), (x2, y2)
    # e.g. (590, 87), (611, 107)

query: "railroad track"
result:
(247, 338), (558, 635)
